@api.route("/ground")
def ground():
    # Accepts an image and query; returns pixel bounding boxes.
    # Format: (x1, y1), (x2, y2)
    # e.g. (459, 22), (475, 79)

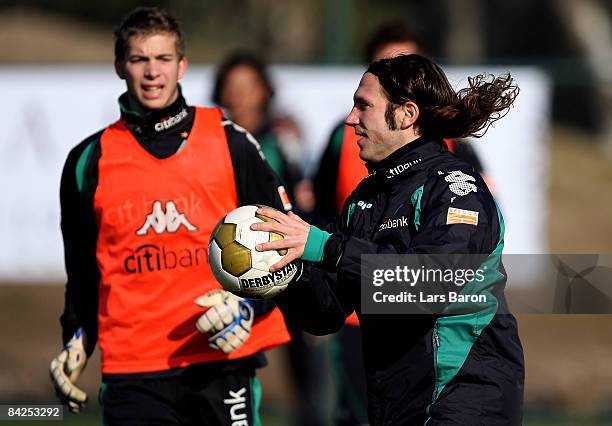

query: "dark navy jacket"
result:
(279, 138), (524, 425)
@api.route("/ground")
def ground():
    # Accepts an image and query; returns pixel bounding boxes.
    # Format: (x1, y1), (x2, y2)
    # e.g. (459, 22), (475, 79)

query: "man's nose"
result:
(345, 108), (359, 127)
(145, 61), (160, 78)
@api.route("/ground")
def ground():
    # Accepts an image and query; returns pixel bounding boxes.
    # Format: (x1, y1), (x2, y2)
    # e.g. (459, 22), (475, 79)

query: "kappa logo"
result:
(136, 200), (198, 236)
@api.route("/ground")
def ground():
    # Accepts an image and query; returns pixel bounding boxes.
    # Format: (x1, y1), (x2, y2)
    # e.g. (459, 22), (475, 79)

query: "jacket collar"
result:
(118, 86), (189, 135)
(367, 137), (447, 182)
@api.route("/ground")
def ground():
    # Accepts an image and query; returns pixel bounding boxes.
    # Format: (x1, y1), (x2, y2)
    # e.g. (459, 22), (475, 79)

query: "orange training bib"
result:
(94, 107), (289, 374)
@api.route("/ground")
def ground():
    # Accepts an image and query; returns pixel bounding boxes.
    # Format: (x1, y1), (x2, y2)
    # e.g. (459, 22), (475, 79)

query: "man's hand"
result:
(250, 207), (310, 272)
(195, 290), (254, 354)
(49, 328), (88, 414)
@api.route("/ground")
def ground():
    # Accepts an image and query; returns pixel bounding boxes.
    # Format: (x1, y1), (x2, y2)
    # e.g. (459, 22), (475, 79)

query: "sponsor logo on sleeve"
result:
(278, 186), (293, 211)
(445, 170), (477, 195)
(443, 170), (477, 203)
(446, 207), (479, 226)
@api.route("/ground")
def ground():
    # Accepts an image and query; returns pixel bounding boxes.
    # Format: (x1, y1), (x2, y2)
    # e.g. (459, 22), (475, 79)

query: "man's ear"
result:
(115, 61), (125, 80)
(178, 57), (188, 81)
(399, 101), (419, 130)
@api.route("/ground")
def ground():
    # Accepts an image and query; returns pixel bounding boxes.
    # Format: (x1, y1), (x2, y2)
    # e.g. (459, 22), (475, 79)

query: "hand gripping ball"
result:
(208, 205), (300, 299)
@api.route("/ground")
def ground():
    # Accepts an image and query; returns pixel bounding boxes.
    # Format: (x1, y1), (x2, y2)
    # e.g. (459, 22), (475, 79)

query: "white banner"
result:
(0, 65), (550, 282)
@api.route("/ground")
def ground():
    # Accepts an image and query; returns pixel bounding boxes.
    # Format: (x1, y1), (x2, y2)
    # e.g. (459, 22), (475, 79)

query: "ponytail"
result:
(367, 55), (519, 140)
(426, 73), (519, 139)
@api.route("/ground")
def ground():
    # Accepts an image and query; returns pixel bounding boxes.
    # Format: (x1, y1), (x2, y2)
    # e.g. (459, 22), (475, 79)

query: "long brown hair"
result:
(367, 54), (519, 139)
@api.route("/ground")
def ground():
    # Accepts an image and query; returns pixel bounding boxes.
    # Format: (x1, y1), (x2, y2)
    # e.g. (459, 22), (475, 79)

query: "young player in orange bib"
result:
(50, 7), (290, 425)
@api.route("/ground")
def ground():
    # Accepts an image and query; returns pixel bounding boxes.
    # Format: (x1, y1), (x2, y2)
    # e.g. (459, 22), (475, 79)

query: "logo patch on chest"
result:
(378, 216), (410, 231)
(136, 200), (198, 235)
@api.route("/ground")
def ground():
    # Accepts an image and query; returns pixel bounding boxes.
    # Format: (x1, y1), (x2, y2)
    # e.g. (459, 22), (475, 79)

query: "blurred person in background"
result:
(213, 51), (327, 426)
(50, 7), (292, 425)
(254, 53), (524, 425)
(212, 52), (313, 210)
(312, 20), (490, 426)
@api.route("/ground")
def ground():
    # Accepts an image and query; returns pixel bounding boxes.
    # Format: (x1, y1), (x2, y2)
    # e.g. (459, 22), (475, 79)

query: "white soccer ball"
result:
(208, 205), (300, 299)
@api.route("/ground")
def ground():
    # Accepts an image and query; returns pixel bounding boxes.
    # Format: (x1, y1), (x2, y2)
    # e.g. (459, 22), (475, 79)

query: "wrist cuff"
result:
(302, 226), (331, 263)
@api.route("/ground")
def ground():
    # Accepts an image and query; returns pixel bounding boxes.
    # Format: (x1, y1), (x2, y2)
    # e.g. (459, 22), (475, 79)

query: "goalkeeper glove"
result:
(195, 289), (254, 354)
(49, 327), (88, 414)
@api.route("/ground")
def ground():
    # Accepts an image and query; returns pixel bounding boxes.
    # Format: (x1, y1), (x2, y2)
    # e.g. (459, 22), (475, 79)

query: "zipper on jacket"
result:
(426, 322), (440, 423)
(434, 327), (440, 348)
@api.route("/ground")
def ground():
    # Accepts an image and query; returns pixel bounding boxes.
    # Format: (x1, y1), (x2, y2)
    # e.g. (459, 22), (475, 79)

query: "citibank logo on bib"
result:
(136, 200), (197, 236)
(124, 244), (208, 274)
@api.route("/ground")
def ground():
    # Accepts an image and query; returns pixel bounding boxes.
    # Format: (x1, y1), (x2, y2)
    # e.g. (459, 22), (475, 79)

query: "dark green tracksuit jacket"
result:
(279, 137), (524, 425)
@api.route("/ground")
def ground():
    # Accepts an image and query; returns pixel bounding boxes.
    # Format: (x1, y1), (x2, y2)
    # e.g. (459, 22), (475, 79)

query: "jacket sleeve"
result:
(59, 135), (102, 356)
(275, 189), (357, 335)
(276, 265), (354, 335)
(224, 118), (291, 316)
(224, 119), (289, 212)
(279, 168), (501, 324)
